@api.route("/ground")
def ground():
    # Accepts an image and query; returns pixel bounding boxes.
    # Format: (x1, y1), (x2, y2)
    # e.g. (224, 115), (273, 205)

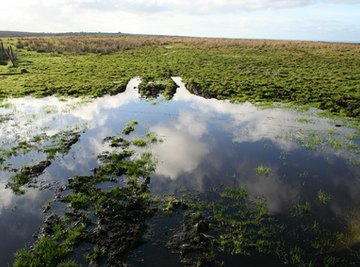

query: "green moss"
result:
(14, 123), (160, 265)
(346, 134), (358, 141)
(169, 187), (359, 266)
(219, 187), (248, 201)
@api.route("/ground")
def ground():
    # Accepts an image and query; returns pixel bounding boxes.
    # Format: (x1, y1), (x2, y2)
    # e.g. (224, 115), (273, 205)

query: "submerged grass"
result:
(14, 215), (86, 267)
(318, 189), (332, 205)
(1, 130), (81, 194)
(167, 187), (360, 266)
(14, 122), (158, 266)
(256, 164), (272, 176)
(13, 122), (360, 266)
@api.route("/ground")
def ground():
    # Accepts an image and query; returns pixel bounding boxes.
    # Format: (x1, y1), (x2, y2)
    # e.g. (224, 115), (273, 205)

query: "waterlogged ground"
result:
(0, 78), (360, 266)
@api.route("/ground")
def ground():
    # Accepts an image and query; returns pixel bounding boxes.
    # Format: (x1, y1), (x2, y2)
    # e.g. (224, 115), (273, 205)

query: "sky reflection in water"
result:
(0, 77), (359, 264)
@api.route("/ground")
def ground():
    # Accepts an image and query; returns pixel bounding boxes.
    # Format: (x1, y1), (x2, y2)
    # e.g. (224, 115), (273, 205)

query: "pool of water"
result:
(0, 77), (359, 265)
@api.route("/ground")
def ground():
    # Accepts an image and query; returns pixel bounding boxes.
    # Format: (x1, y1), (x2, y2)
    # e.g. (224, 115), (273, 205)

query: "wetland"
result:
(0, 36), (359, 266)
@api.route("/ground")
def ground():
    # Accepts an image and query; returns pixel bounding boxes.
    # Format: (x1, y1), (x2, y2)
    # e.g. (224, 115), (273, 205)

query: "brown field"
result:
(8, 35), (360, 54)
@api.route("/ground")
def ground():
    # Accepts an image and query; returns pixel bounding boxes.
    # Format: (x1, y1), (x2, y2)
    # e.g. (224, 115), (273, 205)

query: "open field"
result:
(0, 36), (359, 117)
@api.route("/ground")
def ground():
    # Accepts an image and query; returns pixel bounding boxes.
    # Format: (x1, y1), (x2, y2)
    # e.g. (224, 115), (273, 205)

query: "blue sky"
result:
(1, 0), (360, 42)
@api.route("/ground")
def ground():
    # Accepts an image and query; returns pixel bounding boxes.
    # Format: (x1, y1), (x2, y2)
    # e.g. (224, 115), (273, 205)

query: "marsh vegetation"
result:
(0, 36), (359, 117)
(0, 35), (359, 266)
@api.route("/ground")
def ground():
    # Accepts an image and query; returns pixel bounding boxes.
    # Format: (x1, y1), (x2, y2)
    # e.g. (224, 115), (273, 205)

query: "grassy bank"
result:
(0, 36), (359, 117)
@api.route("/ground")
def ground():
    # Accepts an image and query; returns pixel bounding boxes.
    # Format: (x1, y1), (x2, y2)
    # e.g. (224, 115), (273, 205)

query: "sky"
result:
(1, 0), (360, 42)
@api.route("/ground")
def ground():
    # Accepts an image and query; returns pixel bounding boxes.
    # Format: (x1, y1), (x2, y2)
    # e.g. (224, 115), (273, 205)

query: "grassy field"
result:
(0, 36), (359, 117)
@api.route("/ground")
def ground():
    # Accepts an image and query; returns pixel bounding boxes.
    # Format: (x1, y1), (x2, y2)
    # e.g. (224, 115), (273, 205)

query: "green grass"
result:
(296, 117), (314, 124)
(138, 77), (178, 100)
(0, 38), (359, 118)
(122, 120), (138, 135)
(256, 164), (272, 176)
(14, 218), (85, 267)
(0, 102), (12, 108)
(132, 138), (148, 147)
(291, 202), (311, 217)
(1, 130), (81, 194)
(318, 189), (332, 204)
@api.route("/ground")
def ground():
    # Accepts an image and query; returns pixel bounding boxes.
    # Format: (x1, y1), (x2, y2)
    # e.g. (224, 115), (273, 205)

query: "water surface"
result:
(0, 77), (359, 265)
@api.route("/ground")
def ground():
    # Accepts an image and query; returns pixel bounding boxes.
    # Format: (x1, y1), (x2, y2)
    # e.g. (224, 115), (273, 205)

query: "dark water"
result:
(0, 77), (359, 265)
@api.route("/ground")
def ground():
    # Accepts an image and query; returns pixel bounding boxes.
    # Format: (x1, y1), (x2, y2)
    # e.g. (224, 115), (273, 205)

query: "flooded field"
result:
(1, 78), (359, 266)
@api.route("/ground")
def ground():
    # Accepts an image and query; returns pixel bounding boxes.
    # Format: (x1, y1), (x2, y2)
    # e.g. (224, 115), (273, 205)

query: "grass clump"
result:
(138, 77), (178, 100)
(291, 202), (311, 217)
(14, 215), (85, 267)
(44, 131), (80, 159)
(8, 160), (51, 194)
(318, 190), (332, 204)
(296, 117), (313, 124)
(0, 102), (12, 108)
(256, 164), (271, 176)
(122, 120), (138, 135)
(132, 138), (148, 147)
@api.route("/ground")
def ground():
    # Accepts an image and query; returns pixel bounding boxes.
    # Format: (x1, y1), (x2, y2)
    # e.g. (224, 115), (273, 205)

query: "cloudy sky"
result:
(1, 0), (360, 42)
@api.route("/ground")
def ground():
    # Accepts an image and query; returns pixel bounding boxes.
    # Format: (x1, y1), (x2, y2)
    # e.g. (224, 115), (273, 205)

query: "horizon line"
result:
(0, 30), (359, 45)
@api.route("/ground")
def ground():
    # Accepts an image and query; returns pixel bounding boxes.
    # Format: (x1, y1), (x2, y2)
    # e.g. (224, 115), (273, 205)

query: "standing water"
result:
(0, 78), (359, 266)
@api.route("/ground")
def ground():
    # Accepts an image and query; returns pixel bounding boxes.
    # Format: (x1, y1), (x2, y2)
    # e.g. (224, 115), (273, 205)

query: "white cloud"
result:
(151, 111), (210, 179)
(69, 0), (360, 14)
(1, 0), (359, 41)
